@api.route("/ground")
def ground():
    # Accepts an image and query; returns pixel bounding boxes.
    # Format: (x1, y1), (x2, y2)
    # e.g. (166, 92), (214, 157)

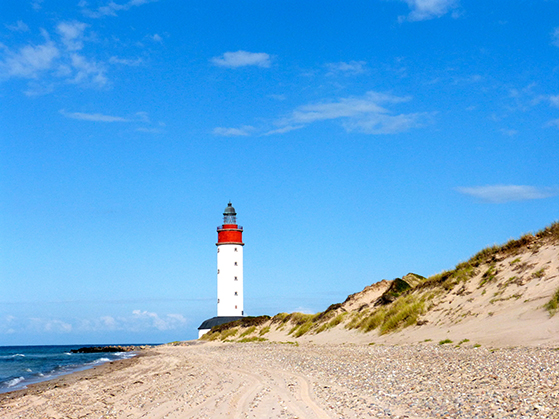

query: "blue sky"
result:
(1, 0), (558, 345)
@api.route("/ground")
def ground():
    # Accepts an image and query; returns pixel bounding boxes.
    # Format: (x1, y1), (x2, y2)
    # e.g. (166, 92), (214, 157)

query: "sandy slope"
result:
(220, 243), (559, 348)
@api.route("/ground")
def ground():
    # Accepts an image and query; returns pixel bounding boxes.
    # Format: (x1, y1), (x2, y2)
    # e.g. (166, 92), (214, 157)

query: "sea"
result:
(0, 345), (145, 394)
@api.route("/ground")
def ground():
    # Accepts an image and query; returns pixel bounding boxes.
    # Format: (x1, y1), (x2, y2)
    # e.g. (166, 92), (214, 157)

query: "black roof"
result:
(223, 202), (236, 215)
(198, 316), (244, 330)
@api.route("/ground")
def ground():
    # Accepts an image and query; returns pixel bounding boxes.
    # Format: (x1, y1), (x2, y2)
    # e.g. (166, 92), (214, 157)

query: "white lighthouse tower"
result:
(198, 202), (245, 338)
(217, 202), (244, 316)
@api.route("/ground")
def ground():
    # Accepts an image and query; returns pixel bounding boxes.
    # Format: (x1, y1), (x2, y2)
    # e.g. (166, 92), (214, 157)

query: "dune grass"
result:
(545, 287), (559, 316)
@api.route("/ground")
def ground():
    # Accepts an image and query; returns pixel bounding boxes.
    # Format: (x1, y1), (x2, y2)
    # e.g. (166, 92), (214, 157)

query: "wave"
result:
(5, 377), (25, 388)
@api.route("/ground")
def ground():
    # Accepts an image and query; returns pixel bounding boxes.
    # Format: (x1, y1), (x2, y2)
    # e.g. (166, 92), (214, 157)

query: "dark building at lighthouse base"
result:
(198, 316), (244, 338)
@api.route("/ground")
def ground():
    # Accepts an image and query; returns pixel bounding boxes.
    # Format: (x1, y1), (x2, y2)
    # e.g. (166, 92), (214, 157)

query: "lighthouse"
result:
(217, 202), (244, 316)
(198, 202), (245, 338)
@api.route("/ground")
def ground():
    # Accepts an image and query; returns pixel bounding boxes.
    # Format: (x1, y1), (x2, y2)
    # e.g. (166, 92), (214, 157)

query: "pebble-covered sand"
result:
(1, 342), (558, 418)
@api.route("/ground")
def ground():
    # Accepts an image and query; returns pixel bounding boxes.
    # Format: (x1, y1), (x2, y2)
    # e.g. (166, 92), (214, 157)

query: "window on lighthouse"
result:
(234, 276), (238, 281)
(234, 248), (238, 252)
(234, 291), (238, 296)
(234, 262), (238, 266)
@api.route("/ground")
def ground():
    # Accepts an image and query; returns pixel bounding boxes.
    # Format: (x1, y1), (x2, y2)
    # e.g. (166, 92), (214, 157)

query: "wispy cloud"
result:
(552, 27), (559, 47)
(68, 53), (108, 86)
(326, 60), (367, 76)
(2, 310), (187, 334)
(264, 125), (304, 136)
(0, 39), (60, 79)
(78, 310), (187, 332)
(211, 50), (271, 68)
(0, 23), (109, 90)
(80, 0), (159, 18)
(109, 56), (143, 66)
(214, 91), (432, 136)
(60, 109), (130, 122)
(499, 128), (518, 136)
(282, 91), (432, 134)
(56, 21), (88, 51)
(31, 0), (44, 11)
(213, 125), (256, 136)
(456, 185), (559, 203)
(6, 21), (30, 32)
(399, 0), (460, 22)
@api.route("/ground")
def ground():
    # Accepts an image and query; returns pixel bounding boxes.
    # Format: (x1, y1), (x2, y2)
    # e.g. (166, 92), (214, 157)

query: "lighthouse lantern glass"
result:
(223, 214), (236, 224)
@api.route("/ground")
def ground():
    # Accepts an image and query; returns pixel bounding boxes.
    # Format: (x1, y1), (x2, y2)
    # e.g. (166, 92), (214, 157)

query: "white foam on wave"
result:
(6, 377), (25, 388)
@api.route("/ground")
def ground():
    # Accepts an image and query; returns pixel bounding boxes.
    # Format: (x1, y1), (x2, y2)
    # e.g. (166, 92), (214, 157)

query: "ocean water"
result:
(0, 345), (141, 393)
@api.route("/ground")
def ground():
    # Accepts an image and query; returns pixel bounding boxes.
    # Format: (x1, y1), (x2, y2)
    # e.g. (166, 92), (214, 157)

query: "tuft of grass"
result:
(456, 338), (470, 347)
(532, 268), (546, 279)
(220, 328), (238, 340)
(237, 336), (267, 343)
(424, 338), (432, 342)
(259, 326), (270, 336)
(479, 264), (497, 287)
(240, 326), (256, 337)
(510, 258), (521, 265)
(360, 310), (386, 332)
(292, 320), (313, 337)
(379, 295), (425, 335)
(544, 287), (559, 316)
(439, 339), (453, 345)
(473, 343), (481, 348)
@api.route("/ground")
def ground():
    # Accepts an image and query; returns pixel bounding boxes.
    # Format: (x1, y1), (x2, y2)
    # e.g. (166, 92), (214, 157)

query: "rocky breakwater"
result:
(70, 345), (150, 353)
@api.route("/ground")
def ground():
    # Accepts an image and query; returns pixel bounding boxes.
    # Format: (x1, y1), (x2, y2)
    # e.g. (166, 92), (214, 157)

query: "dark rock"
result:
(70, 346), (137, 354)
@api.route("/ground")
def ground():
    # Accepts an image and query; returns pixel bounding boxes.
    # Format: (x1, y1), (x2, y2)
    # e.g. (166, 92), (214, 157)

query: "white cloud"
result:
(31, 0), (44, 11)
(499, 128), (518, 136)
(1, 41), (60, 78)
(6, 21), (30, 32)
(549, 95), (559, 108)
(109, 56), (143, 66)
(213, 125), (256, 136)
(400, 0), (460, 22)
(264, 125), (304, 136)
(215, 91), (431, 136)
(457, 185), (559, 203)
(151, 34), (163, 43)
(284, 91), (431, 134)
(1, 311), (187, 335)
(29, 318), (73, 333)
(546, 118), (559, 129)
(60, 109), (130, 122)
(131, 310), (187, 331)
(552, 28), (559, 47)
(81, 0), (159, 18)
(211, 50), (271, 68)
(69, 53), (108, 86)
(56, 21), (88, 51)
(326, 60), (367, 75)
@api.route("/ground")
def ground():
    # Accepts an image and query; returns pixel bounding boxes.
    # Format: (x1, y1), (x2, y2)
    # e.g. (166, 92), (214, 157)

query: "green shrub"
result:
(439, 339), (453, 345)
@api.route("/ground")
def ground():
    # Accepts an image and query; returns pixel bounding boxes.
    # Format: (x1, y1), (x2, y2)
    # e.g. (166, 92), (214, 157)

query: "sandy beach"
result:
(1, 341), (558, 418)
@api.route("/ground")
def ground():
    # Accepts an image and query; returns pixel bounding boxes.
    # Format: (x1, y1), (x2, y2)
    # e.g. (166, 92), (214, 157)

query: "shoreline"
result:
(0, 350), (153, 404)
(1, 341), (558, 418)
